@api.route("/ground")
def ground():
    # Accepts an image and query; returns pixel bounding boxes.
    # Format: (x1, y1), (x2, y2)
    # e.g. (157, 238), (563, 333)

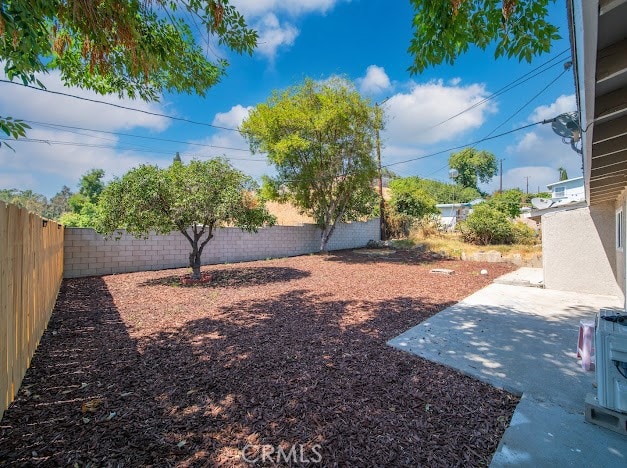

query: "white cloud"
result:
(0, 70), (169, 132)
(232, 0), (341, 18)
(0, 70), (174, 197)
(183, 104), (275, 181)
(357, 65), (392, 95)
(382, 80), (497, 146)
(253, 13), (299, 60)
(505, 94), (582, 184)
(529, 94), (577, 122)
(212, 104), (254, 129)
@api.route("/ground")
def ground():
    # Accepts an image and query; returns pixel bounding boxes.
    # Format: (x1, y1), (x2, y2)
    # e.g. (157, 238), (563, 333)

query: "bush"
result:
(512, 221), (537, 245)
(384, 208), (414, 239)
(460, 204), (513, 245)
(416, 213), (446, 238)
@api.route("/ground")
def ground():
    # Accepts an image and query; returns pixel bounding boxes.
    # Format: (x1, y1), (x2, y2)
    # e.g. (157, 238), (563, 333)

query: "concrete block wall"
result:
(63, 219), (380, 278)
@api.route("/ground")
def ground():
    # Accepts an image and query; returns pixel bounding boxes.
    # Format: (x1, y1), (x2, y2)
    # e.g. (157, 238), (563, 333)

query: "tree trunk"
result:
(320, 225), (335, 252)
(189, 240), (202, 280)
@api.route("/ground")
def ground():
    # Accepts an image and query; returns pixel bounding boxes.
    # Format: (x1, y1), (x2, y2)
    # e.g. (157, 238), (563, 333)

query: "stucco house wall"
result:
(542, 204), (623, 298)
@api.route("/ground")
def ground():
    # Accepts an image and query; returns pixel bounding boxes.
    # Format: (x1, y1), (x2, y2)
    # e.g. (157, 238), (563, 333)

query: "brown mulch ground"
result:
(0, 249), (518, 467)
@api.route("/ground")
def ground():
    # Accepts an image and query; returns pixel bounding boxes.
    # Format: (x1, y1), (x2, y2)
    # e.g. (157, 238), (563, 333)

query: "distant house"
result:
(546, 176), (585, 202)
(436, 199), (483, 230)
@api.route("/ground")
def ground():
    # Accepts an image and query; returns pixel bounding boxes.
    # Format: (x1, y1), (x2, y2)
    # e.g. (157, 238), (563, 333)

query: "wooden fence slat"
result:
(0, 202), (8, 419)
(0, 203), (64, 418)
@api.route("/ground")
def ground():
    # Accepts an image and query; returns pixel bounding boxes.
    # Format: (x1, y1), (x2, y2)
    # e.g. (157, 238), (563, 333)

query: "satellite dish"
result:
(531, 197), (554, 210)
(551, 112), (580, 139)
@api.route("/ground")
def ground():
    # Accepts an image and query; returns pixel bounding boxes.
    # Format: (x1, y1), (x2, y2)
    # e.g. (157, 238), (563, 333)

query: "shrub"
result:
(460, 204), (513, 245)
(384, 208), (415, 239)
(512, 221), (537, 245)
(416, 213), (446, 238)
(485, 189), (523, 218)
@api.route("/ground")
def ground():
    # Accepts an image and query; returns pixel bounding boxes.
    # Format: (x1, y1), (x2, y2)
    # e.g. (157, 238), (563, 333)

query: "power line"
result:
(24, 119), (253, 152)
(423, 48), (570, 131)
(0, 137), (266, 162)
(383, 120), (547, 169)
(483, 66), (569, 138)
(0, 79), (243, 133)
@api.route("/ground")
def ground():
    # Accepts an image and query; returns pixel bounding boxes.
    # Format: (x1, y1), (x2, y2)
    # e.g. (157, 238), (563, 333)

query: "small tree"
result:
(558, 167), (568, 181)
(389, 178), (439, 219)
(59, 169), (106, 227)
(241, 77), (379, 252)
(486, 189), (523, 218)
(96, 159), (275, 280)
(449, 148), (498, 192)
(460, 204), (513, 245)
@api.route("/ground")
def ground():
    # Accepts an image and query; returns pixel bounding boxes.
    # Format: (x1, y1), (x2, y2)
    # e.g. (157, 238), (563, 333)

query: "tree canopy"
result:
(96, 158), (275, 279)
(0, 1), (257, 145)
(0, 188), (48, 215)
(448, 147), (498, 192)
(485, 188), (523, 218)
(388, 178), (438, 219)
(59, 168), (106, 227)
(241, 77), (379, 251)
(408, 0), (560, 73)
(1, 0), (256, 100)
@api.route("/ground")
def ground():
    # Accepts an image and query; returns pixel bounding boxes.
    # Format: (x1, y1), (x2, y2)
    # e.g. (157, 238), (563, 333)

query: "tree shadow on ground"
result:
(138, 266), (310, 288)
(0, 277), (517, 466)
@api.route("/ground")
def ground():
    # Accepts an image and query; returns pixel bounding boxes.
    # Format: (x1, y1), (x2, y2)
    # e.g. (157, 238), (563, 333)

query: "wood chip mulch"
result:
(0, 249), (518, 467)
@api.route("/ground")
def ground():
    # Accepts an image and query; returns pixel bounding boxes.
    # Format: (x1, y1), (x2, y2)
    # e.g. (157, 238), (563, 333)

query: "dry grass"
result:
(265, 201), (314, 225)
(401, 232), (542, 260)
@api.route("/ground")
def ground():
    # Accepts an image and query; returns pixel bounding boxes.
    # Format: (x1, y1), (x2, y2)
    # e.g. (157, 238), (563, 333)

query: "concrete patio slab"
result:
(493, 267), (544, 288)
(387, 281), (626, 467)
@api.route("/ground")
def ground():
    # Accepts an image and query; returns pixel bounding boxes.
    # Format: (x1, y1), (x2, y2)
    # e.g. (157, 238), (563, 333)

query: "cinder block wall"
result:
(63, 219), (380, 278)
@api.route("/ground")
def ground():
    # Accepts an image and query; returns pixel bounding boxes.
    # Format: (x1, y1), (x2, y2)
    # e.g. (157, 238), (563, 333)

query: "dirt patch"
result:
(0, 250), (517, 467)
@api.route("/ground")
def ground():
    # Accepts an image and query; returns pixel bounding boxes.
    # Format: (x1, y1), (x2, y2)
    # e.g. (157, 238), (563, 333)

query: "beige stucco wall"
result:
(542, 204), (623, 298)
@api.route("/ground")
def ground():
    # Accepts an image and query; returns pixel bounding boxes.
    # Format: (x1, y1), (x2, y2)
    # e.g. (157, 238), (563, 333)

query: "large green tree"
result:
(448, 147), (498, 192)
(59, 168), (106, 227)
(0, 188), (48, 215)
(96, 159), (275, 280)
(408, 0), (560, 73)
(0, 0), (257, 144)
(43, 185), (73, 220)
(241, 78), (379, 252)
(388, 178), (438, 219)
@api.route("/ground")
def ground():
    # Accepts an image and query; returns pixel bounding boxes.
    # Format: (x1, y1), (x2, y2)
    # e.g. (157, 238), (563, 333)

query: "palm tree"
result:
(558, 167), (568, 181)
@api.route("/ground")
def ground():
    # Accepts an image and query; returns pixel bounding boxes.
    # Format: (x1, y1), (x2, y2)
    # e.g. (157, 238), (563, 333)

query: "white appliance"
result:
(596, 309), (627, 413)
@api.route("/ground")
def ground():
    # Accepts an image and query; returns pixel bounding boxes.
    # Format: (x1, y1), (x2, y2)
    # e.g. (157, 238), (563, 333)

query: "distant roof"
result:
(528, 200), (587, 221)
(546, 176), (584, 189)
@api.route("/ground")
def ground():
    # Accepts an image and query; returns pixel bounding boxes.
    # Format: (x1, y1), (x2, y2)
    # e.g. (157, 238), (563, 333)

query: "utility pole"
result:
(376, 97), (390, 241)
(499, 159), (504, 193)
(524, 176), (530, 195)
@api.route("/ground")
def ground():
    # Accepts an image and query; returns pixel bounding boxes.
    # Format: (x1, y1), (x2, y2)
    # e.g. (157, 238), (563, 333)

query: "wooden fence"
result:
(0, 201), (64, 418)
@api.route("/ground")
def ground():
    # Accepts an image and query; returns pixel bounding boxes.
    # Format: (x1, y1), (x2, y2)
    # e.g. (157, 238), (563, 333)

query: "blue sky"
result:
(0, 0), (580, 199)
